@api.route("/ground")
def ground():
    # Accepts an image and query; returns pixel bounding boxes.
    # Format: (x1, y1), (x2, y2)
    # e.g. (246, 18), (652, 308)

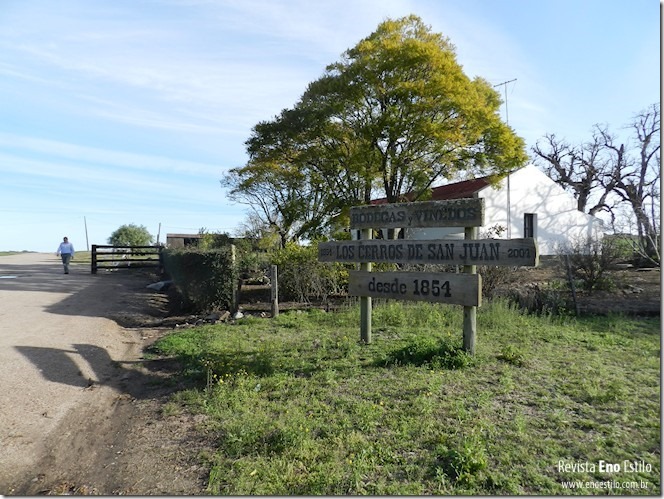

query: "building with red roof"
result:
(364, 164), (604, 255)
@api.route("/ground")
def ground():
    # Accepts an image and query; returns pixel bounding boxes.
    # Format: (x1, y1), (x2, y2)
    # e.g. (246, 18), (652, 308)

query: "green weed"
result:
(377, 335), (473, 369)
(435, 432), (489, 487)
(152, 300), (661, 495)
(497, 344), (527, 367)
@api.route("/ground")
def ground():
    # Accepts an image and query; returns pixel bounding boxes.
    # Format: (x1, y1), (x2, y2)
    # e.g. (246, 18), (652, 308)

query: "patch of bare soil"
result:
(17, 376), (211, 496)
(8, 271), (215, 496)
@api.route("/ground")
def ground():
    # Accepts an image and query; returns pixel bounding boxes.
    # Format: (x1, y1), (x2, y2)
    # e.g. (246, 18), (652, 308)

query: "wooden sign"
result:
(319, 238), (538, 267)
(318, 196), (540, 353)
(349, 271), (482, 307)
(350, 198), (484, 229)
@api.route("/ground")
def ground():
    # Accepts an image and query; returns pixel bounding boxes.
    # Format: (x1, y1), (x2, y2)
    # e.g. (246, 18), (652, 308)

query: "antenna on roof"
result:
(493, 78), (517, 239)
(494, 78), (517, 125)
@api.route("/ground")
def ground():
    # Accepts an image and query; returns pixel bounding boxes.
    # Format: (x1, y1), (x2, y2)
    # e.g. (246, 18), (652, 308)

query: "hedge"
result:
(162, 247), (238, 312)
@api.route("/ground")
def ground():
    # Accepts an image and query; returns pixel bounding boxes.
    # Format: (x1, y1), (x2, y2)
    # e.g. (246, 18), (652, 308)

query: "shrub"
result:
(272, 242), (349, 303)
(478, 225), (517, 299)
(162, 247), (238, 312)
(198, 230), (233, 250)
(507, 282), (570, 315)
(238, 247), (271, 284)
(378, 336), (473, 370)
(478, 265), (518, 299)
(557, 235), (621, 294)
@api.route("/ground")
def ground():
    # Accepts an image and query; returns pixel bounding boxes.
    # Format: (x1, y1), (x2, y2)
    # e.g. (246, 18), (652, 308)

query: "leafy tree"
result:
(108, 224), (153, 246)
(303, 15), (527, 204)
(224, 15), (528, 243)
(223, 109), (334, 248)
(237, 212), (283, 253)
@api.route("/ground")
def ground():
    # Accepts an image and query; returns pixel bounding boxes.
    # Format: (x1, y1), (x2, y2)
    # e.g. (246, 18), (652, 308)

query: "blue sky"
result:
(0, 0), (659, 252)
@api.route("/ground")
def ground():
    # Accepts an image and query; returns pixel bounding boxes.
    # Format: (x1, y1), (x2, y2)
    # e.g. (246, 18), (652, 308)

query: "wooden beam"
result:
(463, 227), (478, 354)
(318, 238), (539, 267)
(349, 271), (481, 307)
(359, 228), (372, 344)
(350, 198), (485, 229)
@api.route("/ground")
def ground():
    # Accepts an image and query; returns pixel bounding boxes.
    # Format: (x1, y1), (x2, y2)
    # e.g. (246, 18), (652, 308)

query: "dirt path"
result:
(0, 253), (208, 495)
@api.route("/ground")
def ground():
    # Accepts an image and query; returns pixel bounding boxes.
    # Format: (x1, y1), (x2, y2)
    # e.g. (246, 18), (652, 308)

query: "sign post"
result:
(270, 265), (279, 318)
(463, 226), (478, 354)
(359, 228), (372, 344)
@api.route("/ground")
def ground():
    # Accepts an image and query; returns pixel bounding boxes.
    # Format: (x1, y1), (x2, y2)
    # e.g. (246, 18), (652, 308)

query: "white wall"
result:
(405, 165), (605, 255)
(483, 165), (604, 254)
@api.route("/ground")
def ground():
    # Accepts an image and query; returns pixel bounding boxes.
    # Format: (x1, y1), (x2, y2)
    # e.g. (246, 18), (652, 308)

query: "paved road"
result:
(0, 253), (144, 489)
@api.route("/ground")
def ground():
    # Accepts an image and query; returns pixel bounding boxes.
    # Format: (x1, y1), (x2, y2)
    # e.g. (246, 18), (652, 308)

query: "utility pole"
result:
(84, 216), (90, 251)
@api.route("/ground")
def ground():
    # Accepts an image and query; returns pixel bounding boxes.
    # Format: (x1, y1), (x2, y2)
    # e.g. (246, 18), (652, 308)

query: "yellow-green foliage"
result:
(272, 242), (350, 302)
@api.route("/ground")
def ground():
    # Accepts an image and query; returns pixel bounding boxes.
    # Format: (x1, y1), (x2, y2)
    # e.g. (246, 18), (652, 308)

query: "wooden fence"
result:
(91, 245), (163, 274)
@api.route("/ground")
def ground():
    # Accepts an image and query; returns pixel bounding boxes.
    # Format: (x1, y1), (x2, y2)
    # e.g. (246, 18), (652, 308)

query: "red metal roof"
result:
(371, 175), (493, 205)
(429, 176), (492, 200)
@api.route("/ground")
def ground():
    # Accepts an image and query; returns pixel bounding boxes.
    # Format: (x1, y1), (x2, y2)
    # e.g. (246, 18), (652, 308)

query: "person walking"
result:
(56, 236), (75, 274)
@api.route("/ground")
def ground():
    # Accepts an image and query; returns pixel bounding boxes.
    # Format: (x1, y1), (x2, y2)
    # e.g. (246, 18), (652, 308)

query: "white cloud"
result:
(0, 133), (223, 176)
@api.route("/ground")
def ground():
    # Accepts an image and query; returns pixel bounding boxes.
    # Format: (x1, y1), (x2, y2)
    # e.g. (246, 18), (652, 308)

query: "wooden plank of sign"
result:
(318, 238), (538, 267)
(350, 198), (485, 229)
(349, 271), (482, 307)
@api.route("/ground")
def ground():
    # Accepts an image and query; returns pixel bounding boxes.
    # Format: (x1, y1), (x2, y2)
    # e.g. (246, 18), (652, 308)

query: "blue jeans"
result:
(61, 254), (72, 273)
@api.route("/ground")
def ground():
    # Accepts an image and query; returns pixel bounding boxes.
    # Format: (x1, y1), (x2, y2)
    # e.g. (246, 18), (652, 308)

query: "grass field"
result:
(71, 251), (92, 265)
(151, 300), (660, 495)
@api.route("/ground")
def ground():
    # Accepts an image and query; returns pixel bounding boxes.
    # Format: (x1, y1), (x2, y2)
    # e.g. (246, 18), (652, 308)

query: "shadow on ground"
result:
(5, 259), (183, 400)
(14, 343), (187, 400)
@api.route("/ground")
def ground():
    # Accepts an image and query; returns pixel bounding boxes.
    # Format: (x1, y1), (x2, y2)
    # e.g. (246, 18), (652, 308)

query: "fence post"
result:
(360, 228), (373, 344)
(463, 227), (477, 354)
(270, 264), (279, 318)
(91, 245), (97, 274)
(228, 244), (242, 313)
(158, 245), (164, 276)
